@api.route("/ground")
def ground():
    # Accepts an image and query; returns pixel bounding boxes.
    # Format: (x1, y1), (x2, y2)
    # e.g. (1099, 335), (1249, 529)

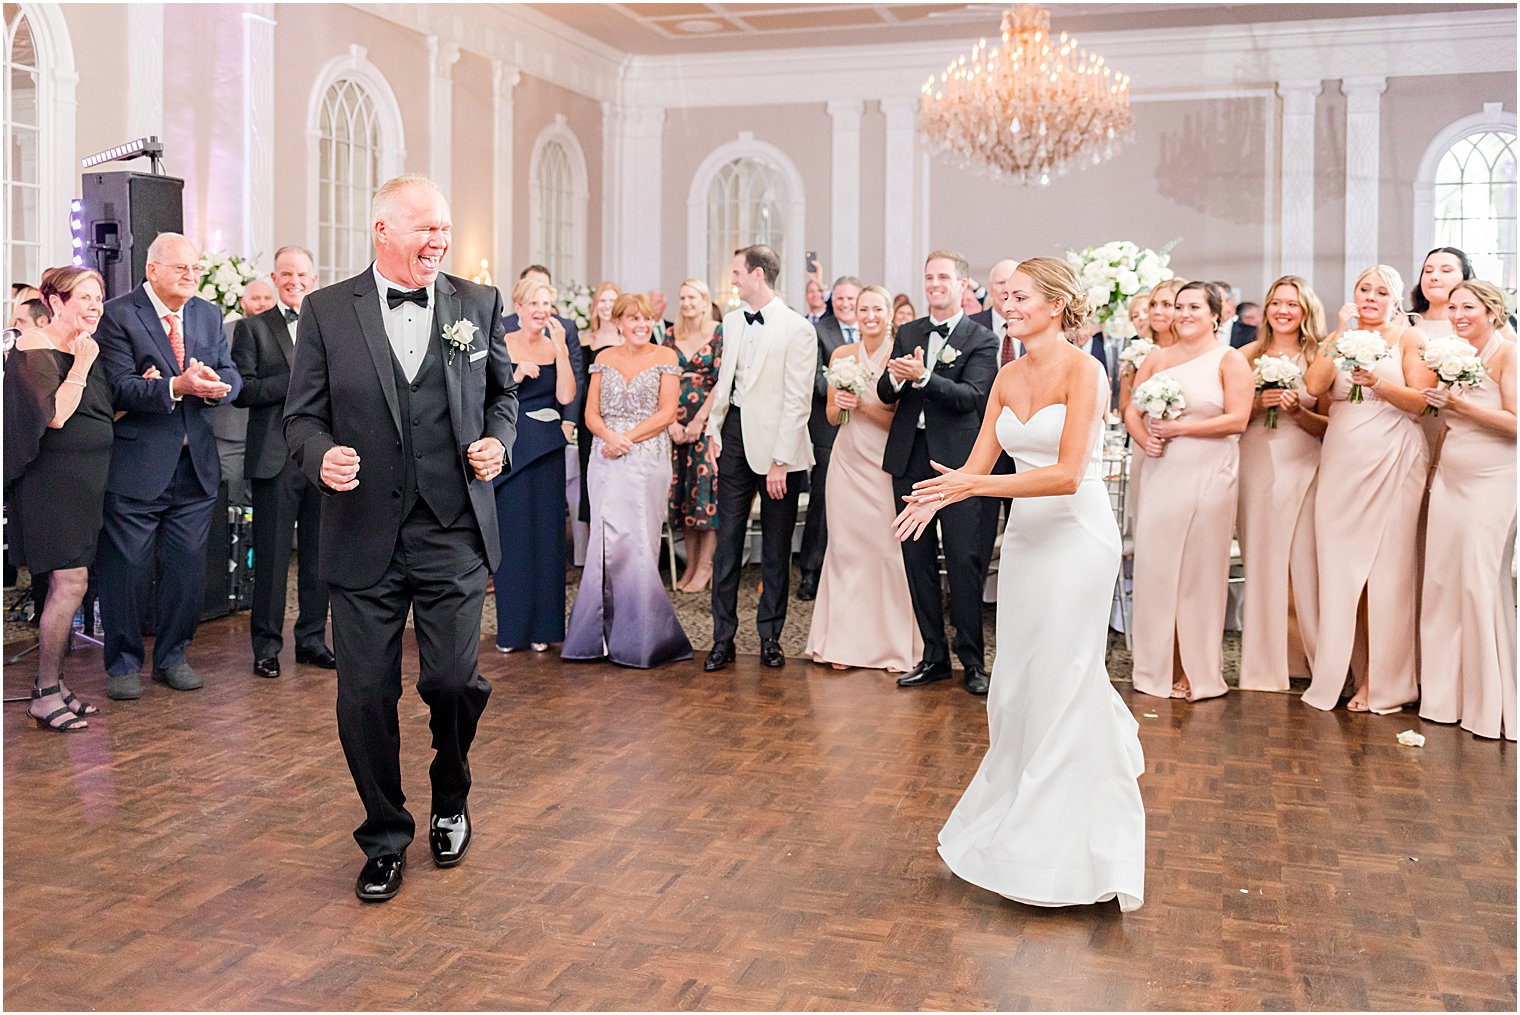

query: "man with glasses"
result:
(96, 231), (242, 701)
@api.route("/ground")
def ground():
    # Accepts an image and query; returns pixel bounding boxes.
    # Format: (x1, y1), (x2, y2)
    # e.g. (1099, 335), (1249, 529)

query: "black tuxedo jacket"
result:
(876, 315), (998, 477)
(231, 304), (302, 480)
(808, 315), (855, 449)
(283, 268), (518, 590)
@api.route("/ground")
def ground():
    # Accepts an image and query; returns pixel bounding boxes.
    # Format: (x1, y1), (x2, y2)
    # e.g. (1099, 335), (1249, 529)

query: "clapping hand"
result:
(886, 347), (926, 384)
(174, 358), (233, 400)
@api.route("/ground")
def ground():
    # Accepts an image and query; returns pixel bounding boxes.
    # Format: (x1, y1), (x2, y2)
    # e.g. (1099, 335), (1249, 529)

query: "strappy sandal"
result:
(1170, 681), (1191, 700)
(30, 684), (88, 732)
(58, 682), (99, 716)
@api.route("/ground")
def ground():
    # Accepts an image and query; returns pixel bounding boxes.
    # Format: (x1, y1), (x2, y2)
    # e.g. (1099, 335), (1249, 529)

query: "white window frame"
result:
(1413, 102), (1518, 284)
(528, 114), (588, 286)
(686, 132), (805, 309)
(4, 3), (76, 277)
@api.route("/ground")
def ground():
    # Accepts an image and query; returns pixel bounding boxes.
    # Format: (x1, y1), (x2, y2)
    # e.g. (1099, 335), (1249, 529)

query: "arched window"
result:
(4, 4), (41, 285)
(1433, 129), (1517, 292)
(687, 134), (805, 309)
(529, 116), (588, 286)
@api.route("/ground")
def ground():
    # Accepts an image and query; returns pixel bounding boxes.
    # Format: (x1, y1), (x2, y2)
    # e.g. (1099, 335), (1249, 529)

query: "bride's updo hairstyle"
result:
(1175, 279), (1224, 332)
(1015, 256), (1092, 333)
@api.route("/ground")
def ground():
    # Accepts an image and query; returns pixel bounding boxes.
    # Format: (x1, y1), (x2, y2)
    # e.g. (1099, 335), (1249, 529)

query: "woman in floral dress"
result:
(667, 278), (724, 592)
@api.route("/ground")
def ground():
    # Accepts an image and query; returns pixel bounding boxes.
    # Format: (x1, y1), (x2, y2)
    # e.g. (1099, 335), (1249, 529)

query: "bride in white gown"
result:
(895, 256), (1146, 912)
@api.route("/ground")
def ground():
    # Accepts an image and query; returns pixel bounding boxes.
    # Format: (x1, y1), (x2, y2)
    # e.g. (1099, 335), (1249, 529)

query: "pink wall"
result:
(162, 5), (244, 257)
(61, 5), (128, 166)
(450, 49), (496, 279)
(511, 72), (604, 286)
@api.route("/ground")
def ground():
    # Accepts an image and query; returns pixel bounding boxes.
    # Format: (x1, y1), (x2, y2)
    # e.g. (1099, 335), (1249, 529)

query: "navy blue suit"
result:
(95, 284), (242, 679)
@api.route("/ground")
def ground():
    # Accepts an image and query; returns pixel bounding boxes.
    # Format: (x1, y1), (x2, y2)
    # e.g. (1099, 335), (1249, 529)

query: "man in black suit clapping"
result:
(878, 250), (998, 696)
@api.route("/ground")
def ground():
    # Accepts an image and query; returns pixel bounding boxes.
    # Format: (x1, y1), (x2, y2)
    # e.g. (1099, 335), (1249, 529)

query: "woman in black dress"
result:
(3, 267), (113, 731)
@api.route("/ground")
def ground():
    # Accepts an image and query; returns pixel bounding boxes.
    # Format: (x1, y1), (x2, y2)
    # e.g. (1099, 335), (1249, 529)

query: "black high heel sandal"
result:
(58, 682), (99, 716)
(30, 684), (88, 732)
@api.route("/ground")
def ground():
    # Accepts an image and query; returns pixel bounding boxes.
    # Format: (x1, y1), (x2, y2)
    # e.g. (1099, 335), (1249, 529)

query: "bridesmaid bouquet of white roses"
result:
(1252, 354), (1304, 429)
(1132, 374), (1186, 420)
(1117, 337), (1156, 375)
(1332, 330), (1391, 403)
(1419, 335), (1487, 416)
(824, 356), (873, 425)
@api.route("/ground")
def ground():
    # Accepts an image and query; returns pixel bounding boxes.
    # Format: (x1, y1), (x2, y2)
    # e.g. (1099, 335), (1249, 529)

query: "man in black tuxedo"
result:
(214, 280), (274, 506)
(879, 250), (998, 695)
(969, 258), (1020, 602)
(96, 232), (241, 701)
(503, 263), (584, 441)
(284, 175), (518, 902)
(797, 275), (861, 600)
(232, 245), (333, 680)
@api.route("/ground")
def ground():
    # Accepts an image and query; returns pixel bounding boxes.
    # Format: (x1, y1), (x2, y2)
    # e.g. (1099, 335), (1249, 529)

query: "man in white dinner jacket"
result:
(703, 244), (817, 672)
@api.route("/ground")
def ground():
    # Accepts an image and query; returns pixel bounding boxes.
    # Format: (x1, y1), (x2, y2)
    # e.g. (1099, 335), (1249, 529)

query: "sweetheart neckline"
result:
(1000, 403), (1066, 427)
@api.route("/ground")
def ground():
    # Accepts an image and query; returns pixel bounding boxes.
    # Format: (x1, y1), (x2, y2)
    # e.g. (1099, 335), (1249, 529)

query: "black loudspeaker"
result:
(80, 171), (184, 300)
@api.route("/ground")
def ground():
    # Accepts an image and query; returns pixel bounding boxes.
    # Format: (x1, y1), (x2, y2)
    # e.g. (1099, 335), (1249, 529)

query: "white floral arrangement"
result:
(1332, 330), (1392, 403)
(555, 282), (594, 331)
(1132, 374), (1186, 420)
(1252, 354), (1304, 429)
(1065, 240), (1177, 340)
(1117, 337), (1156, 376)
(1420, 335), (1487, 416)
(196, 251), (261, 321)
(824, 355), (874, 425)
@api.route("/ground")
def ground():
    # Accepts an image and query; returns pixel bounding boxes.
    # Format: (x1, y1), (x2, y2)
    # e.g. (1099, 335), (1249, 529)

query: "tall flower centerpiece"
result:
(197, 251), (262, 321)
(556, 282), (594, 331)
(1064, 240), (1175, 339)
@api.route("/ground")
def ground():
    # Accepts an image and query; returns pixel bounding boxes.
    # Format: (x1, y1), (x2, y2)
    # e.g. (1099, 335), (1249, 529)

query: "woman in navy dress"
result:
(493, 277), (577, 653)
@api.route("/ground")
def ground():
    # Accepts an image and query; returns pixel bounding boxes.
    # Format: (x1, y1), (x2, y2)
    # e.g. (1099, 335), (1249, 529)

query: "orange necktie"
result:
(165, 313), (185, 370)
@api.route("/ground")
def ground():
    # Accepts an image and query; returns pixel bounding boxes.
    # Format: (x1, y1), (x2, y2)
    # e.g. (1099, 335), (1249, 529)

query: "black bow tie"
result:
(928, 322), (951, 338)
(282, 307), (299, 324)
(387, 287), (429, 310)
(744, 310), (765, 326)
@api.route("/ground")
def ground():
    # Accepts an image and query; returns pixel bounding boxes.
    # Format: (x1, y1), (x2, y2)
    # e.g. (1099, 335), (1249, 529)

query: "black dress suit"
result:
(232, 303), (329, 661)
(970, 310), (1017, 599)
(798, 314), (856, 584)
(877, 314), (998, 670)
(284, 267), (517, 858)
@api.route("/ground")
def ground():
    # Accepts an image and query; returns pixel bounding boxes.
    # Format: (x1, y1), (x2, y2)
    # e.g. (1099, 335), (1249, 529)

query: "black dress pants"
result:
(893, 429), (985, 669)
(797, 443), (831, 582)
(330, 500), (491, 858)
(710, 409), (804, 646)
(249, 459), (328, 659)
(977, 451), (1017, 593)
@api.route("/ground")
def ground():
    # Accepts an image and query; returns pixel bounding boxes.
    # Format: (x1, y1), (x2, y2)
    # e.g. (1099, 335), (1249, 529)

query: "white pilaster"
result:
(882, 97), (920, 301)
(493, 61), (522, 273)
(126, 4), (164, 140)
(243, 5), (276, 265)
(826, 99), (864, 278)
(1276, 79), (1322, 282)
(1341, 76), (1387, 295)
(603, 105), (666, 292)
(428, 36), (460, 203)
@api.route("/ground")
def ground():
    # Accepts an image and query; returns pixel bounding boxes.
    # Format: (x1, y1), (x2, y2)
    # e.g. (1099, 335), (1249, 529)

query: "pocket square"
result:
(468, 349), (488, 363)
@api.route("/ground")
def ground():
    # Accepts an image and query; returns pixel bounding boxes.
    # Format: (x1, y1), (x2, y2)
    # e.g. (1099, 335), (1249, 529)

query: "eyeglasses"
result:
(151, 262), (201, 278)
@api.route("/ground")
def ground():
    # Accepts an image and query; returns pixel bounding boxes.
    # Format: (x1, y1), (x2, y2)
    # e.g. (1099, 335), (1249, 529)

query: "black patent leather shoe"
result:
(429, 808), (471, 868)
(963, 665), (990, 696)
(896, 659), (953, 688)
(253, 656), (280, 679)
(295, 646), (337, 669)
(760, 640), (785, 668)
(355, 852), (405, 902)
(796, 577), (819, 601)
(704, 642), (735, 672)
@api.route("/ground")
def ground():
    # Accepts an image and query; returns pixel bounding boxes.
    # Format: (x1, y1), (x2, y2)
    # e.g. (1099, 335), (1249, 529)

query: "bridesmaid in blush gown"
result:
(1119, 279), (1185, 535)
(1236, 276), (1328, 691)
(1302, 265), (1435, 714)
(1416, 280), (1517, 739)
(897, 257), (1144, 912)
(563, 293), (692, 668)
(1123, 281), (1253, 701)
(806, 285), (921, 672)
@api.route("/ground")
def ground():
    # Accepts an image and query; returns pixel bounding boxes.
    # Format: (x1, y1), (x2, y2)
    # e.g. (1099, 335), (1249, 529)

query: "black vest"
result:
(392, 330), (470, 527)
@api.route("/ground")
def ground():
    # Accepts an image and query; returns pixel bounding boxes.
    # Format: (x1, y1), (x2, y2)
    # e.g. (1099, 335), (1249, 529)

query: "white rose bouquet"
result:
(555, 282), (594, 331)
(196, 251), (261, 321)
(1117, 337), (1156, 376)
(1132, 374), (1186, 420)
(1064, 239), (1178, 339)
(1252, 354), (1304, 429)
(824, 355), (874, 425)
(1332, 330), (1392, 403)
(1420, 335), (1487, 416)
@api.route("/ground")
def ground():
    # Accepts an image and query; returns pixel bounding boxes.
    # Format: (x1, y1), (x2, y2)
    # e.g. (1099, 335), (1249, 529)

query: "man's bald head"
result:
(988, 259), (1021, 322)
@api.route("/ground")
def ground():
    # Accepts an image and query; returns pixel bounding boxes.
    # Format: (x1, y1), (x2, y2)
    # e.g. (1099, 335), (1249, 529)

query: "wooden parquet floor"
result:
(3, 615), (1515, 1011)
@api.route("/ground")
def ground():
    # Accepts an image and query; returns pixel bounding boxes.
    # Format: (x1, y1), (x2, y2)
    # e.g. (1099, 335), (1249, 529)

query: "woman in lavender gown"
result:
(563, 293), (693, 667)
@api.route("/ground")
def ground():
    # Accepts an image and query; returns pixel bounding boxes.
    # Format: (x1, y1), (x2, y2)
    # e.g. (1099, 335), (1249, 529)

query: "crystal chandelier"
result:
(920, 4), (1133, 187)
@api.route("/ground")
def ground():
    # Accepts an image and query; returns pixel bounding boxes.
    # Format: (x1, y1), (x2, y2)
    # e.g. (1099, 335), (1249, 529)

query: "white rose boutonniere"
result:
(442, 318), (480, 363)
(938, 344), (961, 367)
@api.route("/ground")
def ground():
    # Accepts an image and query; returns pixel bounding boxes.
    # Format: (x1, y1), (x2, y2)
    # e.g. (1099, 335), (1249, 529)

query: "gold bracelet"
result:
(63, 376), (86, 387)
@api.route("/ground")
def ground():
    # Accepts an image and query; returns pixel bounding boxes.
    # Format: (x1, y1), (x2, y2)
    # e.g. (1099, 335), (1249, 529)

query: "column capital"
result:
(428, 36), (461, 79)
(1340, 75), (1388, 95)
(492, 60), (522, 92)
(880, 96), (919, 125)
(826, 99), (865, 122)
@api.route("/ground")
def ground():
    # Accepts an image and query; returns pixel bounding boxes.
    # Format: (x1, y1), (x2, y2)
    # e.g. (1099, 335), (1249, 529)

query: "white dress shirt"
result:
(731, 295), (783, 409)
(373, 264), (433, 382)
(839, 322), (859, 344)
(144, 282), (189, 406)
(890, 310), (964, 428)
(279, 300), (300, 345)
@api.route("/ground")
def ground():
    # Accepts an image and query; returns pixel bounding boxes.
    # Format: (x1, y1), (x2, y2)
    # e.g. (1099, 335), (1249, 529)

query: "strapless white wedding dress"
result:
(937, 380), (1146, 912)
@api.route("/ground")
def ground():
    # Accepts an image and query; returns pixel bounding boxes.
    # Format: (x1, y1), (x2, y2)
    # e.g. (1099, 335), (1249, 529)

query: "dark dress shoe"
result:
(253, 656), (280, 679)
(355, 852), (405, 902)
(796, 577), (819, 601)
(429, 808), (471, 868)
(295, 646), (337, 669)
(760, 640), (785, 667)
(897, 659), (953, 688)
(704, 642), (735, 672)
(964, 665), (991, 696)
